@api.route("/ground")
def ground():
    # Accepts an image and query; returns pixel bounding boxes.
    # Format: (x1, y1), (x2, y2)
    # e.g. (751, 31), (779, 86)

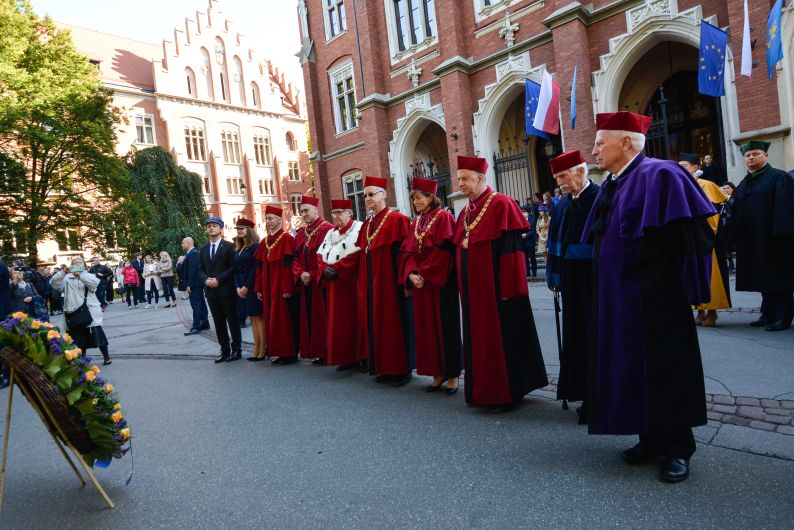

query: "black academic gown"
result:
(729, 164), (794, 292)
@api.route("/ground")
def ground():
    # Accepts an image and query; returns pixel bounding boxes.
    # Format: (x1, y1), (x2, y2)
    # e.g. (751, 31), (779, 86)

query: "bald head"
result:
(181, 237), (194, 251)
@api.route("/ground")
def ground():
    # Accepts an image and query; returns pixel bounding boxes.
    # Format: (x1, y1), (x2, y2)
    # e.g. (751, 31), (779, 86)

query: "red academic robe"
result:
(317, 219), (365, 366)
(400, 207), (461, 378)
(254, 229), (298, 358)
(356, 207), (412, 376)
(293, 217), (334, 359)
(454, 188), (548, 406)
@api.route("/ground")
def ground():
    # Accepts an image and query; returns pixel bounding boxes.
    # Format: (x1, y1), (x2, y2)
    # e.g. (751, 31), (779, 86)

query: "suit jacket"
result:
(183, 248), (203, 289)
(132, 259), (145, 281)
(199, 239), (236, 298)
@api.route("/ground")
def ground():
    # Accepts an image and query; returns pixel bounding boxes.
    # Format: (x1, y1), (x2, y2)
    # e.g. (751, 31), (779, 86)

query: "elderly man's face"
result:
(593, 130), (630, 173)
(744, 149), (768, 172)
(554, 167), (586, 196)
(265, 214), (281, 234)
(704, 155), (713, 166)
(456, 169), (484, 199)
(363, 186), (386, 212)
(206, 222), (221, 238)
(300, 204), (319, 225)
(330, 209), (352, 229)
(678, 161), (699, 177)
(181, 238), (190, 250)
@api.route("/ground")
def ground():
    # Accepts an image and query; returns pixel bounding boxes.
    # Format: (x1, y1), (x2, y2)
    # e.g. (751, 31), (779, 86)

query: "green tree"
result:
(116, 146), (208, 259)
(0, 0), (128, 264)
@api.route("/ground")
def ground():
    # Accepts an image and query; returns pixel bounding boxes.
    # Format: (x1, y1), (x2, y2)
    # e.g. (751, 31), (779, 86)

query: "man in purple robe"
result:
(583, 111), (716, 483)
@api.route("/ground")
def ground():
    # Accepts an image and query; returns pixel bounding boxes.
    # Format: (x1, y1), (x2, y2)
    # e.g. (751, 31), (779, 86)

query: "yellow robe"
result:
(696, 179), (730, 310)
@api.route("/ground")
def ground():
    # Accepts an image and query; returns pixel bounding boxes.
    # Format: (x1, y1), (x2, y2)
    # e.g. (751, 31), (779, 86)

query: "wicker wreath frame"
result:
(0, 346), (92, 454)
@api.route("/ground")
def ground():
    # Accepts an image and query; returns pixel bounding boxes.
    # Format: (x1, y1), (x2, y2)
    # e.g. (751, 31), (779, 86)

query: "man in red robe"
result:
(317, 199), (365, 371)
(293, 196), (333, 364)
(454, 155), (548, 411)
(355, 175), (413, 386)
(254, 205), (299, 365)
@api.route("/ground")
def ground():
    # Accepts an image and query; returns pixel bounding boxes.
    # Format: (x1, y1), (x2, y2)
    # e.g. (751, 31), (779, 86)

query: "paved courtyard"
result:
(1, 279), (792, 528)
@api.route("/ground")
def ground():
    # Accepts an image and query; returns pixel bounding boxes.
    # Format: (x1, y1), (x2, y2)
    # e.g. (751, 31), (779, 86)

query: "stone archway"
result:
(591, 2), (742, 175)
(388, 92), (445, 214)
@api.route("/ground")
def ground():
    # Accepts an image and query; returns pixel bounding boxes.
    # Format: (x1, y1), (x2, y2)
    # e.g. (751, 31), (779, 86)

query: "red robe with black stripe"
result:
(454, 188), (548, 405)
(254, 229), (298, 358)
(293, 217), (333, 359)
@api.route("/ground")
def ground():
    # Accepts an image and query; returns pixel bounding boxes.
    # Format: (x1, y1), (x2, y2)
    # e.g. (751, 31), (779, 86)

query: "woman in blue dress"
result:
(233, 218), (265, 360)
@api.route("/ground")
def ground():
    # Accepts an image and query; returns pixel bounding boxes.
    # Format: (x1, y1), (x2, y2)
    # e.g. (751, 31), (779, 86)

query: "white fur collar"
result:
(317, 220), (362, 265)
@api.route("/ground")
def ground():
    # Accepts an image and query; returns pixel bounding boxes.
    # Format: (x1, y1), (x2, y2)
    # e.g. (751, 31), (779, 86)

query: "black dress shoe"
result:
(393, 373), (412, 387)
(621, 443), (663, 465)
(312, 358), (325, 365)
(374, 374), (393, 383)
(226, 351), (242, 362)
(247, 356), (266, 362)
(765, 320), (791, 332)
(336, 362), (357, 372)
(661, 457), (690, 483)
(359, 360), (369, 373)
(197, 325), (211, 331)
(184, 329), (200, 336)
(214, 353), (229, 363)
(103, 358), (112, 366)
(576, 404), (588, 425)
(750, 317), (771, 327)
(426, 382), (443, 393)
(445, 386), (458, 396)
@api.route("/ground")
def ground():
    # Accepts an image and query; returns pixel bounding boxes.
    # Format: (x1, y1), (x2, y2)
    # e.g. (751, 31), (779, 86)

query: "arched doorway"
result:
(406, 122), (451, 209)
(618, 42), (725, 165)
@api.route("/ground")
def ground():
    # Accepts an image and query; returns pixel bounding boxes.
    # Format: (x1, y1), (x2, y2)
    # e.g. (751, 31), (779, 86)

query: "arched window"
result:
(214, 37), (229, 103)
(232, 56), (245, 105)
(250, 81), (261, 108)
(286, 131), (297, 151)
(200, 48), (213, 99)
(185, 67), (197, 98)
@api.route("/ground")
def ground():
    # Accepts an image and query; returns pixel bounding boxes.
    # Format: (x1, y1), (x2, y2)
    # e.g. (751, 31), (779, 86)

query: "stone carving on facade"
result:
(406, 59), (422, 88)
(405, 91), (431, 115)
(495, 51), (530, 83)
(498, 11), (519, 48)
(215, 45), (225, 65)
(627, 0), (678, 33)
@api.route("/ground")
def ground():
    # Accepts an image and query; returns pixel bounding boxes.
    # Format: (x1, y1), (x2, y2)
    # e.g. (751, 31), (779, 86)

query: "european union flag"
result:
(525, 79), (548, 139)
(698, 21), (727, 97)
(767, 0), (783, 79)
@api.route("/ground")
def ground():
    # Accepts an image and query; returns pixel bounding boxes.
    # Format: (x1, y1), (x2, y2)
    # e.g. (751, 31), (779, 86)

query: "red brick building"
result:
(298, 0), (793, 217)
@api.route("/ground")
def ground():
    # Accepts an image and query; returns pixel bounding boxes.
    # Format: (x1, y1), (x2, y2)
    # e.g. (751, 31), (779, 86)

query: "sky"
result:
(29, 0), (305, 90)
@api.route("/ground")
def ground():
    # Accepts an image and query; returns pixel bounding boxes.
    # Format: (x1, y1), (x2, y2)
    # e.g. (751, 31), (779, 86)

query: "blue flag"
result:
(698, 21), (727, 97)
(767, 0), (783, 79)
(525, 79), (548, 139)
(570, 61), (578, 130)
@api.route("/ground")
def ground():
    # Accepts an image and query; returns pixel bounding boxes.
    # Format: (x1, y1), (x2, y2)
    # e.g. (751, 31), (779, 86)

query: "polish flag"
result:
(740, 0), (752, 77)
(532, 70), (561, 135)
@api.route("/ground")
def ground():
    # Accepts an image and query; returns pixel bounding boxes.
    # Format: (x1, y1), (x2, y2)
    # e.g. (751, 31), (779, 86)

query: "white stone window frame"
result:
(473, 0), (519, 23)
(134, 113), (156, 146)
(328, 59), (358, 135)
(225, 175), (245, 196)
(342, 171), (366, 221)
(288, 160), (301, 182)
(220, 126), (243, 165)
(252, 131), (272, 166)
(290, 193), (303, 216)
(384, 0), (439, 65)
(183, 121), (208, 162)
(323, 0), (348, 43)
(258, 175), (275, 197)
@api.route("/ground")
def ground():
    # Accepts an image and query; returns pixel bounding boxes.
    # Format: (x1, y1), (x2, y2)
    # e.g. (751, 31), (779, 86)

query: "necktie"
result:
(210, 243), (216, 260)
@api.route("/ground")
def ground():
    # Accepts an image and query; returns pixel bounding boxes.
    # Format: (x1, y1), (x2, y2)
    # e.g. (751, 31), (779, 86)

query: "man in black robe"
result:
(700, 154), (727, 186)
(728, 141), (794, 331)
(545, 150), (598, 423)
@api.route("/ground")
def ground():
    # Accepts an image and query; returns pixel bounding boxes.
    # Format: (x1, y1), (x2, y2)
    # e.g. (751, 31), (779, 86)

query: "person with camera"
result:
(49, 256), (111, 365)
(89, 257), (113, 310)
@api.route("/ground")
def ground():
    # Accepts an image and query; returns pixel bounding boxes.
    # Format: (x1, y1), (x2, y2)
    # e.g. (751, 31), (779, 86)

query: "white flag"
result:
(740, 0), (752, 77)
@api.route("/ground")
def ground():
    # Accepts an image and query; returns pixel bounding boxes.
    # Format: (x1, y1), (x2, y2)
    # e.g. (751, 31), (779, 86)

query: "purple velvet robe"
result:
(582, 153), (716, 435)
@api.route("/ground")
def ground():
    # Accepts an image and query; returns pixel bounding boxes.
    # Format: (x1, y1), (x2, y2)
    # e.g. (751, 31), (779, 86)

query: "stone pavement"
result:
(0, 281), (792, 527)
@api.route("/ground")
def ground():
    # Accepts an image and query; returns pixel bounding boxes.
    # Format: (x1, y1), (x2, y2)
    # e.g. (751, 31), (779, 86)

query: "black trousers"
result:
(760, 291), (794, 324)
(640, 428), (696, 459)
(162, 276), (175, 302)
(206, 294), (242, 355)
(125, 285), (137, 306)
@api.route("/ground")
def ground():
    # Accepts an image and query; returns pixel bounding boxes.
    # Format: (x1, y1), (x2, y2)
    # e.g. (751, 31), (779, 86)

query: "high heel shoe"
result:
(445, 386), (458, 396)
(426, 382), (443, 393)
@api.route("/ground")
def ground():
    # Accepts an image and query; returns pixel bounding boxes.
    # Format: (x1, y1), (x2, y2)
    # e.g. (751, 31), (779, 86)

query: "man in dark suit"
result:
(132, 252), (146, 303)
(181, 236), (210, 335)
(198, 217), (242, 362)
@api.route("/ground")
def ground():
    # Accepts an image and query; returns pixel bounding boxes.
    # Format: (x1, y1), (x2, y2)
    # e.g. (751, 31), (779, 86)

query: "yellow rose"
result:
(42, 322), (54, 328)
(63, 333), (72, 342)
(84, 371), (96, 382)
(104, 383), (114, 394)
(64, 350), (77, 361)
(12, 311), (26, 320)
(111, 412), (123, 423)
(30, 320), (42, 329)
(91, 365), (100, 374)
(113, 403), (122, 410)
(46, 330), (61, 340)
(120, 428), (131, 440)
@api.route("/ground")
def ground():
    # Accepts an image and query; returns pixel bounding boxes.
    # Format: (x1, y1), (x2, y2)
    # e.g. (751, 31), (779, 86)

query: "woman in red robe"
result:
(317, 199), (365, 370)
(400, 177), (461, 395)
(255, 205), (299, 365)
(355, 176), (413, 386)
(293, 195), (333, 364)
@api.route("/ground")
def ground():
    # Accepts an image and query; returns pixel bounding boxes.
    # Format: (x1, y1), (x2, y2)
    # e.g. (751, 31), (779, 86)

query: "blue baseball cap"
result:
(205, 216), (224, 228)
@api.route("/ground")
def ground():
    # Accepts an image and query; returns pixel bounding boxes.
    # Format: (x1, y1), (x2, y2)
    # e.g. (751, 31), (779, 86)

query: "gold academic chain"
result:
(462, 192), (496, 248)
(265, 231), (287, 259)
(365, 209), (392, 253)
(304, 222), (324, 244)
(414, 208), (444, 253)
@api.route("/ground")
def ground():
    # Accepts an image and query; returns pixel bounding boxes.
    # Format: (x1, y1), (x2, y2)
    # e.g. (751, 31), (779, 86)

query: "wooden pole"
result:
(0, 367), (16, 513)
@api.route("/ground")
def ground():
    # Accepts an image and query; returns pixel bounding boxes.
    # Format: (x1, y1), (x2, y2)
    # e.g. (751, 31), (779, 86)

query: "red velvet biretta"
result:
(411, 177), (438, 195)
(595, 111), (652, 134)
(264, 204), (283, 216)
(457, 155), (489, 174)
(301, 196), (320, 207)
(234, 217), (255, 228)
(549, 150), (586, 175)
(330, 199), (353, 210)
(363, 175), (388, 189)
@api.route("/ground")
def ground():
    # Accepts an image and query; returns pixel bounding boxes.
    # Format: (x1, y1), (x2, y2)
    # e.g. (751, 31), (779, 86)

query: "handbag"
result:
(65, 286), (93, 329)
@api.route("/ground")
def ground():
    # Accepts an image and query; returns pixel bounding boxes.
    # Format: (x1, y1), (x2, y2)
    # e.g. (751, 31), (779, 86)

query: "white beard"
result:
(317, 220), (363, 265)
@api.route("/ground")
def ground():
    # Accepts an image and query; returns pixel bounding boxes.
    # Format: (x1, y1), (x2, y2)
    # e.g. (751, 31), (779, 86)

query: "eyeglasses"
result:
(363, 191), (383, 198)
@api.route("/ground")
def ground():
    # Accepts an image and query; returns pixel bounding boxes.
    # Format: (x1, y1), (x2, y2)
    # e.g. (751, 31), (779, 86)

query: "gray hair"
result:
(610, 130), (646, 152)
(572, 162), (589, 178)
(182, 236), (194, 245)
